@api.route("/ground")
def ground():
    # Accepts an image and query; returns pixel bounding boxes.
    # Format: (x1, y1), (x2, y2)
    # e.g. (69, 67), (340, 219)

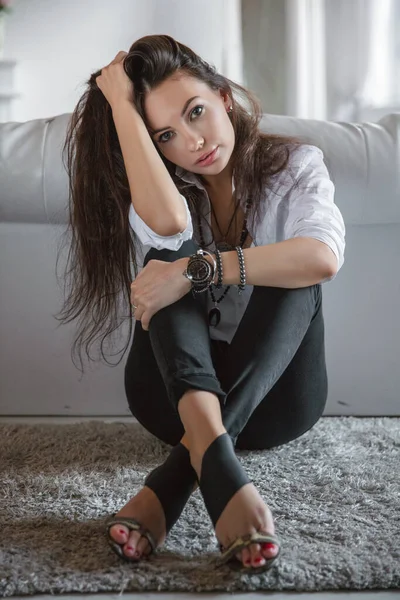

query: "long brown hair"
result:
(55, 34), (306, 375)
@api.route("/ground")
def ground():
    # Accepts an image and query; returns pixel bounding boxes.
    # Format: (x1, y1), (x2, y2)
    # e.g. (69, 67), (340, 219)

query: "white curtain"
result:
(286, 0), (400, 121)
(325, 0), (400, 122)
(243, 0), (400, 122)
(285, 0), (327, 120)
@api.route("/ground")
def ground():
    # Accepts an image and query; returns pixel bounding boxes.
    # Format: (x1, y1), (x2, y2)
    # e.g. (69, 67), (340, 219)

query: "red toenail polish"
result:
(245, 559), (251, 565)
(262, 542), (276, 550)
(119, 530), (126, 535)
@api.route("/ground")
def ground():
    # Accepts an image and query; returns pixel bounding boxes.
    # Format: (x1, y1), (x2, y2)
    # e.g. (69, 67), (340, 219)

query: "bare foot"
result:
(108, 478), (198, 560)
(108, 486), (167, 560)
(191, 444), (279, 569)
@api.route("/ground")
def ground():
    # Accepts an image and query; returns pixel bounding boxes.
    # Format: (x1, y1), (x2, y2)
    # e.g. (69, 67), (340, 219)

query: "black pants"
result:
(125, 239), (328, 450)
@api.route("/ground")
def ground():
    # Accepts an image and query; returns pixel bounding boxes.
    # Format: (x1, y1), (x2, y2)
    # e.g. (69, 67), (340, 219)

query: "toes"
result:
(261, 541), (279, 560)
(240, 546), (252, 567)
(123, 530), (151, 559)
(250, 543), (265, 567)
(232, 539), (278, 568)
(135, 535), (150, 557)
(127, 529), (142, 546)
(122, 529), (141, 557)
(122, 542), (137, 558)
(109, 524), (129, 544)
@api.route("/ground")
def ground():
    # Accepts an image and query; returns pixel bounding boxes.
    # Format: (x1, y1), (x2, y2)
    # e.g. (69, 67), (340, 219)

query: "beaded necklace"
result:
(197, 198), (253, 327)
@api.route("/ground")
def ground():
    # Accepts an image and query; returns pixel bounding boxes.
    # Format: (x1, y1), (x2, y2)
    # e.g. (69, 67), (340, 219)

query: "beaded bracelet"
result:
(235, 246), (246, 294)
(214, 248), (223, 289)
(211, 247), (246, 294)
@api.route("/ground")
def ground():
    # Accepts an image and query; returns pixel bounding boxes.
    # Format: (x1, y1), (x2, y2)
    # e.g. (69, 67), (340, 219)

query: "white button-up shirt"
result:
(129, 144), (346, 343)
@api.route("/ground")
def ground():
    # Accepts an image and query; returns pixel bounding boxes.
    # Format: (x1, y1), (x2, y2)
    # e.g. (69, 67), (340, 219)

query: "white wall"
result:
(2, 0), (242, 122)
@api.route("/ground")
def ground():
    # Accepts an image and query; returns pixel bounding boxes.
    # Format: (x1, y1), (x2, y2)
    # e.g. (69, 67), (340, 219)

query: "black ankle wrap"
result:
(199, 433), (251, 528)
(144, 442), (197, 533)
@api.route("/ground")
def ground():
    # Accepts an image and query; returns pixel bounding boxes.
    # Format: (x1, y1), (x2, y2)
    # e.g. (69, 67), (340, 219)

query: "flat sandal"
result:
(198, 432), (281, 573)
(105, 442), (197, 563)
(216, 531), (281, 573)
(106, 514), (157, 562)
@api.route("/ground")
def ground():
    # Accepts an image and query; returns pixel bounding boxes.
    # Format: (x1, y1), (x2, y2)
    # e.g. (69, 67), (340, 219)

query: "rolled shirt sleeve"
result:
(128, 192), (193, 250)
(283, 144), (346, 283)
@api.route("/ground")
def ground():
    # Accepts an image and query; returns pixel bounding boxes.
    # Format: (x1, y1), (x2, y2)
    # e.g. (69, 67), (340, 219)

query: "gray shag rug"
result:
(0, 416), (399, 596)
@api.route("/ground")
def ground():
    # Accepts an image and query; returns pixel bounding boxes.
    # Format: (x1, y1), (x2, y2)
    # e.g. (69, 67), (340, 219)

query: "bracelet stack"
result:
(215, 246), (247, 295)
(183, 247), (247, 296)
(182, 197), (252, 327)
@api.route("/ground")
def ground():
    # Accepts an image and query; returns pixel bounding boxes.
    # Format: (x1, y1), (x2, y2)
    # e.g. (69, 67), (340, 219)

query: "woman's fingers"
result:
(110, 50), (128, 65)
(96, 50), (133, 108)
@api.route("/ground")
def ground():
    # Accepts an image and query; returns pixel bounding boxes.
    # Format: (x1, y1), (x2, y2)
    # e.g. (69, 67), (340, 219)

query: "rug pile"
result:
(0, 416), (399, 595)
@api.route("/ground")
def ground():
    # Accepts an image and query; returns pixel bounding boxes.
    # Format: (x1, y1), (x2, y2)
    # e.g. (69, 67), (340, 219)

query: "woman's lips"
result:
(196, 146), (219, 166)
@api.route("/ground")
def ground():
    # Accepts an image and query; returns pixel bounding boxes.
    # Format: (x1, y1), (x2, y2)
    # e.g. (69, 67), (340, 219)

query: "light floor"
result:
(1, 417), (399, 599)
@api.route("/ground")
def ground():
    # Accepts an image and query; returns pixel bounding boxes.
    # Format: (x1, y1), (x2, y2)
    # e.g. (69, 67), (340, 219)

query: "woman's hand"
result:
(131, 258), (192, 331)
(95, 50), (134, 108)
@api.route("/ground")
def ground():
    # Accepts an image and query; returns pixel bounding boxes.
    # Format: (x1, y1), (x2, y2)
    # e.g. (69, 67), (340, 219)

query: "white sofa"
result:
(0, 112), (399, 416)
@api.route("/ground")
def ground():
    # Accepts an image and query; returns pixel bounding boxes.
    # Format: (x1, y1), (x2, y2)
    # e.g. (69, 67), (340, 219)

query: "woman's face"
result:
(144, 73), (235, 182)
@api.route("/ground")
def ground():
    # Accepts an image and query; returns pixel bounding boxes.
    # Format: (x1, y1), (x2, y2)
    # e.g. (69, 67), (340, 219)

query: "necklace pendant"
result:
(208, 306), (221, 327)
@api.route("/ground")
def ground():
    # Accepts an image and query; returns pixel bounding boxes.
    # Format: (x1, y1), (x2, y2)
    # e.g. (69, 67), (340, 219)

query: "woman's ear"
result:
(220, 91), (231, 110)
(219, 90), (230, 108)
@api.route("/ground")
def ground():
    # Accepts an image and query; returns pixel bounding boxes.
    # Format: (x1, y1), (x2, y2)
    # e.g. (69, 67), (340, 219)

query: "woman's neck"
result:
(203, 176), (235, 210)
(201, 161), (234, 203)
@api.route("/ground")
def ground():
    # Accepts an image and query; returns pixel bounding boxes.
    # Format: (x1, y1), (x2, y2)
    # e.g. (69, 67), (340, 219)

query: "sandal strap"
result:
(217, 532), (280, 566)
(199, 433), (250, 527)
(106, 516), (141, 533)
(106, 516), (157, 555)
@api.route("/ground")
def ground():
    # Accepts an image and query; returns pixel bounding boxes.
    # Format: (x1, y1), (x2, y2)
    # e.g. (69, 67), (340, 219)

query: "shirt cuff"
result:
(129, 193), (193, 250)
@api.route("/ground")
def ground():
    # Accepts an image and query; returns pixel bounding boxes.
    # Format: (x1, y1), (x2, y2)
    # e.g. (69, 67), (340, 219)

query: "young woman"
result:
(58, 34), (345, 574)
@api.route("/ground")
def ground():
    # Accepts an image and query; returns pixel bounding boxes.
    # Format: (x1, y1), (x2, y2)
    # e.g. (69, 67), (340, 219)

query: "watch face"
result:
(189, 257), (211, 281)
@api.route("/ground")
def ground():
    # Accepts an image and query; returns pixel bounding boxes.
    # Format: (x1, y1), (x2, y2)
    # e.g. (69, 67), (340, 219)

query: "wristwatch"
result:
(182, 249), (216, 293)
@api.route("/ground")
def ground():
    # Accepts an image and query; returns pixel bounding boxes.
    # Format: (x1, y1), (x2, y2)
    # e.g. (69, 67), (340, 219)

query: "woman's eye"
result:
(159, 131), (172, 143)
(158, 105), (204, 144)
(191, 105), (203, 118)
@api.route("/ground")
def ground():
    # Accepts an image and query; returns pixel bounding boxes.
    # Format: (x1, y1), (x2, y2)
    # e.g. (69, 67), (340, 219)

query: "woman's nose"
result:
(185, 132), (204, 152)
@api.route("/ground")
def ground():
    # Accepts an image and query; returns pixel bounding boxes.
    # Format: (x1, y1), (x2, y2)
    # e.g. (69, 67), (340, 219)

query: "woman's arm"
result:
(112, 100), (188, 236)
(175, 237), (334, 290)
(203, 237), (338, 289)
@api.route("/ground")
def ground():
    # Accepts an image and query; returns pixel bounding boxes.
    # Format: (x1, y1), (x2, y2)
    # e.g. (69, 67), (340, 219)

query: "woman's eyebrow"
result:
(149, 96), (201, 135)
